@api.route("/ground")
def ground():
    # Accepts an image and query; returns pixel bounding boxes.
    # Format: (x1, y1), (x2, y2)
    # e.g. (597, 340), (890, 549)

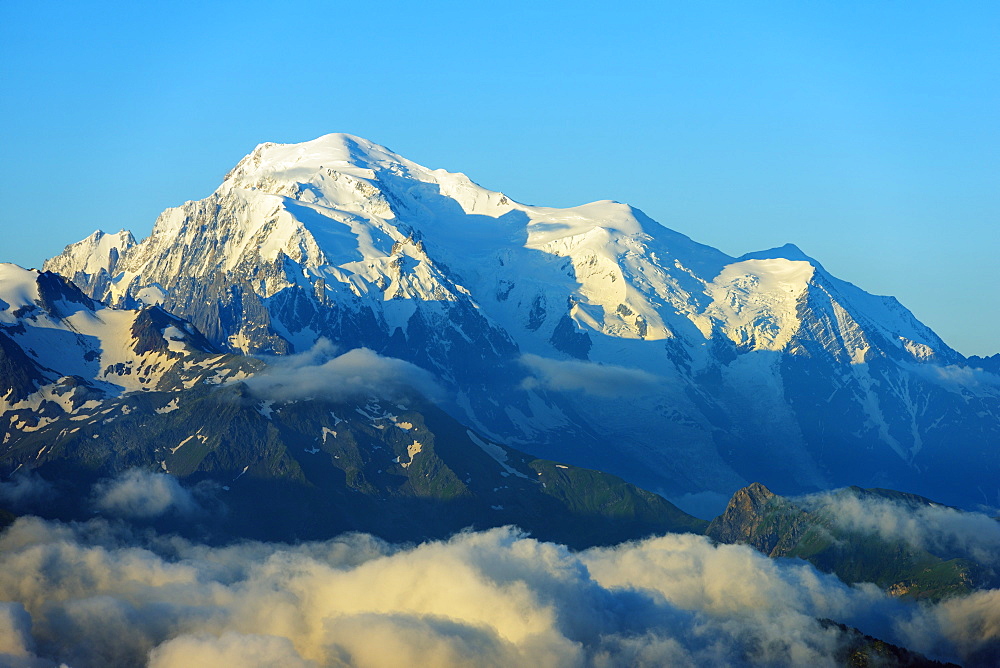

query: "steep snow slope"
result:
(0, 263), (249, 436)
(43, 229), (135, 277)
(728, 244), (957, 364)
(45, 134), (1000, 508)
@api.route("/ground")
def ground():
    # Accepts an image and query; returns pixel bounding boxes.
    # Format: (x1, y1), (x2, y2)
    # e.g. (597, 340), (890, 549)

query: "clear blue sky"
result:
(2, 1), (997, 355)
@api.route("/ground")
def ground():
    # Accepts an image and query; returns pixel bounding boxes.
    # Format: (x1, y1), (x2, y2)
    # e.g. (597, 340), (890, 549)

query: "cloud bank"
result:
(242, 340), (444, 403)
(0, 517), (996, 667)
(520, 354), (662, 397)
(799, 489), (1000, 570)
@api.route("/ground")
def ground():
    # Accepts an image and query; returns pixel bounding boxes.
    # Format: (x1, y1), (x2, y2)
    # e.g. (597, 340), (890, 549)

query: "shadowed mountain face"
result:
(1, 383), (708, 548)
(40, 134), (1000, 508)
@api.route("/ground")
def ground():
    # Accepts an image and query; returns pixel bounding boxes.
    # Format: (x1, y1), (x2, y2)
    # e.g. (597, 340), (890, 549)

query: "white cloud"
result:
(92, 469), (199, 519)
(0, 602), (35, 659)
(798, 489), (1000, 569)
(0, 517), (994, 666)
(906, 361), (1000, 394)
(242, 340), (444, 403)
(0, 472), (56, 510)
(895, 588), (1000, 664)
(149, 632), (316, 668)
(520, 354), (661, 397)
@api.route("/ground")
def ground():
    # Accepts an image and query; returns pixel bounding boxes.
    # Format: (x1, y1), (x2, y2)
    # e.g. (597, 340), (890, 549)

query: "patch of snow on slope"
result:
(466, 430), (529, 479)
(162, 326), (190, 353)
(135, 285), (166, 306)
(399, 440), (423, 468)
(0, 264), (42, 322)
(170, 434), (206, 454)
(155, 398), (180, 414)
(391, 418), (414, 430)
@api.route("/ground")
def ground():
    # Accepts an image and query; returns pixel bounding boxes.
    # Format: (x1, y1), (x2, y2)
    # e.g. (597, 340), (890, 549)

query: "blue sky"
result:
(1, 1), (997, 355)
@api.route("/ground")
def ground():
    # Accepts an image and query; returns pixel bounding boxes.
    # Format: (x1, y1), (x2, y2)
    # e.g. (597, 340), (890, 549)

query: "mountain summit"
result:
(45, 134), (1000, 509)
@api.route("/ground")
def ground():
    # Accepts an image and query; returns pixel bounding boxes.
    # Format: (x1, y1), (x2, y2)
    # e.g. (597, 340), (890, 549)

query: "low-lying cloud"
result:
(0, 517), (996, 667)
(907, 361), (1000, 393)
(896, 588), (1000, 665)
(799, 489), (1000, 570)
(0, 471), (56, 510)
(149, 632), (314, 668)
(242, 339), (445, 403)
(91, 469), (201, 519)
(520, 354), (662, 397)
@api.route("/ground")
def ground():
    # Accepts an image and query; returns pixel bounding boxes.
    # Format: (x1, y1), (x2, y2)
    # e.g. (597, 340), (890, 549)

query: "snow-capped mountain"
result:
(0, 264), (260, 454)
(45, 134), (1000, 508)
(0, 263), (244, 421)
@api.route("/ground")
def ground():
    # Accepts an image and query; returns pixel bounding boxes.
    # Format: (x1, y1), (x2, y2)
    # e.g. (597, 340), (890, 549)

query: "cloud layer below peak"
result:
(0, 516), (997, 667)
(520, 354), (662, 397)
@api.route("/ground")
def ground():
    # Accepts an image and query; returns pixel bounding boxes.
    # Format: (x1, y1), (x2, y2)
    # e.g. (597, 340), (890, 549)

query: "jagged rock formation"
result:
(706, 482), (820, 559)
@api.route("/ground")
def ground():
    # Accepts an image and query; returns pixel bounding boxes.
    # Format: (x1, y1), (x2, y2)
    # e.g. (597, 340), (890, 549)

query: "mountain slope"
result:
(0, 263), (249, 437)
(2, 382), (707, 547)
(0, 263), (705, 547)
(706, 483), (994, 600)
(45, 134), (1000, 509)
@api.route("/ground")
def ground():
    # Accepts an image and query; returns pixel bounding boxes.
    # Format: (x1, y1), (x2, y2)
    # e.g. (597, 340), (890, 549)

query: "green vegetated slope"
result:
(1, 380), (706, 548)
(706, 482), (989, 601)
